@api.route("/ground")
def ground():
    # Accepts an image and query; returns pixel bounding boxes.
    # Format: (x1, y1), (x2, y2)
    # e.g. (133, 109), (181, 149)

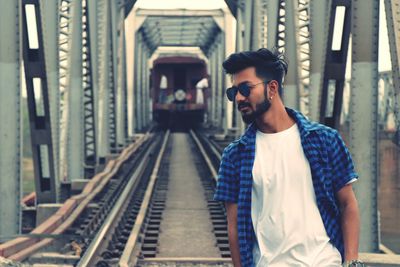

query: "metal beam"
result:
(40, 0), (60, 187)
(283, 0), (300, 110)
(22, 0), (58, 203)
(67, 0), (84, 181)
(82, 0), (98, 177)
(97, 0), (111, 158)
(309, 0), (330, 121)
(350, 0), (379, 253)
(319, 0), (351, 129)
(0, 0), (21, 239)
(136, 8), (225, 17)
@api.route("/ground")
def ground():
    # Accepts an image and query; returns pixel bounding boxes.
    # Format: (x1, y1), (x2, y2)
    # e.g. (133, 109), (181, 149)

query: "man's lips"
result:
(238, 103), (251, 112)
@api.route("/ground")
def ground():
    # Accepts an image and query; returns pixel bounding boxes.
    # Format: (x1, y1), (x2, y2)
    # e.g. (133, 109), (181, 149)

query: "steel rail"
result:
(189, 130), (218, 182)
(0, 133), (150, 261)
(118, 130), (170, 267)
(77, 131), (166, 267)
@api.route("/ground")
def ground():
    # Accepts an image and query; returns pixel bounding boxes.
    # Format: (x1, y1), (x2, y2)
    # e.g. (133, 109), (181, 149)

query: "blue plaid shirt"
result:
(214, 108), (358, 267)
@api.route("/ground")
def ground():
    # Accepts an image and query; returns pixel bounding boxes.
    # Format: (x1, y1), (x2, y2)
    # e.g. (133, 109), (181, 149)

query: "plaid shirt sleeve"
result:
(214, 145), (239, 203)
(329, 130), (359, 193)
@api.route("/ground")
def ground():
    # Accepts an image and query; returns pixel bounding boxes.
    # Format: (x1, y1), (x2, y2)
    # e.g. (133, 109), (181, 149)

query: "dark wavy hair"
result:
(222, 48), (288, 96)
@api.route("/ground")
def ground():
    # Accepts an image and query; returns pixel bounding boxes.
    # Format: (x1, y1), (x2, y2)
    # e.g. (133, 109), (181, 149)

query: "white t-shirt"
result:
(251, 123), (342, 267)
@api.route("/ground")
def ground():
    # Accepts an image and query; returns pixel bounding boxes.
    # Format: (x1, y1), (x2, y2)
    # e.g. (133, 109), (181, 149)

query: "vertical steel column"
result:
(266, 0), (279, 49)
(233, 3), (244, 131)
(220, 33), (228, 133)
(243, 0), (253, 50)
(350, 0), (379, 253)
(97, 0), (110, 158)
(309, 0), (331, 121)
(133, 32), (140, 132)
(87, 0), (100, 159)
(40, 0), (60, 186)
(107, 14), (117, 152)
(212, 48), (218, 126)
(143, 46), (150, 127)
(283, 0), (300, 110)
(116, 8), (127, 146)
(275, 0), (286, 52)
(216, 36), (223, 128)
(67, 0), (84, 180)
(222, 9), (235, 131)
(251, 0), (261, 50)
(82, 0), (98, 177)
(135, 33), (143, 131)
(22, 0), (58, 203)
(385, 0), (400, 135)
(0, 0), (21, 239)
(58, 0), (72, 183)
(295, 0), (311, 115)
(145, 48), (151, 127)
(140, 44), (146, 128)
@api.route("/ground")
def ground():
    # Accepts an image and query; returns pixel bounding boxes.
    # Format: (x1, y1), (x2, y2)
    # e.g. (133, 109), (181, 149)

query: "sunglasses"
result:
(226, 80), (270, 102)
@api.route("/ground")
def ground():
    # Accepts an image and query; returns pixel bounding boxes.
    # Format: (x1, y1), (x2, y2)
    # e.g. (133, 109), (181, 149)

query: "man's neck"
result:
(255, 103), (295, 134)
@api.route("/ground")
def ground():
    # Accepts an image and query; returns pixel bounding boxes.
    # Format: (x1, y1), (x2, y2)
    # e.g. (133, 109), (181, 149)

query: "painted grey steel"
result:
(40, 0), (60, 186)
(97, 0), (110, 158)
(211, 48), (218, 126)
(251, 0), (262, 50)
(82, 0), (98, 177)
(58, 0), (72, 183)
(309, 0), (331, 121)
(0, 0), (21, 240)
(266, 0), (279, 49)
(350, 0), (379, 253)
(141, 45), (148, 129)
(295, 0), (311, 115)
(116, 7), (128, 145)
(243, 0), (253, 50)
(22, 0), (58, 203)
(134, 33), (143, 131)
(139, 15), (221, 55)
(233, 3), (245, 134)
(319, 0), (351, 129)
(67, 0), (84, 181)
(108, 0), (118, 151)
(216, 35), (224, 128)
(385, 0), (400, 133)
(87, 0), (100, 162)
(283, 0), (300, 110)
(220, 35), (228, 133)
(134, 32), (141, 132)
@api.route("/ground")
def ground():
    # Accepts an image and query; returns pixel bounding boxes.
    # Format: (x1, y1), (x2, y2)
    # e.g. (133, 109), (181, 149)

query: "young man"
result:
(214, 48), (363, 267)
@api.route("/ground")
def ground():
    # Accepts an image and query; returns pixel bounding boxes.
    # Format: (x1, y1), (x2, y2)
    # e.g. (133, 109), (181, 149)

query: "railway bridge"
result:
(0, 0), (399, 266)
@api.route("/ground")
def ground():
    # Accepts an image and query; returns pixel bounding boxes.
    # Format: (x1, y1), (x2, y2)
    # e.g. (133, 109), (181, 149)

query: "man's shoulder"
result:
(306, 120), (339, 140)
(223, 139), (241, 155)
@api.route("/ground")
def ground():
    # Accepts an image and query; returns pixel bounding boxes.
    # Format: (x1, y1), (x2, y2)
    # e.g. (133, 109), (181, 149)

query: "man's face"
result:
(232, 67), (271, 124)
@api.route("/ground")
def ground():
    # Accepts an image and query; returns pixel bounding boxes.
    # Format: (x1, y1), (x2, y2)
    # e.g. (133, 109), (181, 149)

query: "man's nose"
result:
(235, 90), (246, 102)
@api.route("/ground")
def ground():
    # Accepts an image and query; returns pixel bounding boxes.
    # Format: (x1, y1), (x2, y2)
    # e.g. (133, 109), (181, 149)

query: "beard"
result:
(239, 99), (271, 124)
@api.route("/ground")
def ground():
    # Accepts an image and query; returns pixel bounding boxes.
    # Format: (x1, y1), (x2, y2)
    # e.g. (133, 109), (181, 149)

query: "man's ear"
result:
(269, 80), (279, 98)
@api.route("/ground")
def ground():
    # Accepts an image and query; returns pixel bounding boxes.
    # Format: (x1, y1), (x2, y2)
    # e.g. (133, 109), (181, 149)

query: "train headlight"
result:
(174, 89), (186, 102)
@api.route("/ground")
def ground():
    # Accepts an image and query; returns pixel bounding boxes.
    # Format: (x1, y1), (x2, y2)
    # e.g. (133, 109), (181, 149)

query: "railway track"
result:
(0, 129), (233, 266)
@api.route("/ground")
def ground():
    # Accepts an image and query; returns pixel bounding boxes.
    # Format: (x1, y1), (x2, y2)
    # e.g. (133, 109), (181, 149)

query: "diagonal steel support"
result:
(319, 0), (351, 129)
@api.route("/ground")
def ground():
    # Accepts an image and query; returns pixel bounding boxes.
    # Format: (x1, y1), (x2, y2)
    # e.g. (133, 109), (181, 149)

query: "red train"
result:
(152, 56), (208, 128)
